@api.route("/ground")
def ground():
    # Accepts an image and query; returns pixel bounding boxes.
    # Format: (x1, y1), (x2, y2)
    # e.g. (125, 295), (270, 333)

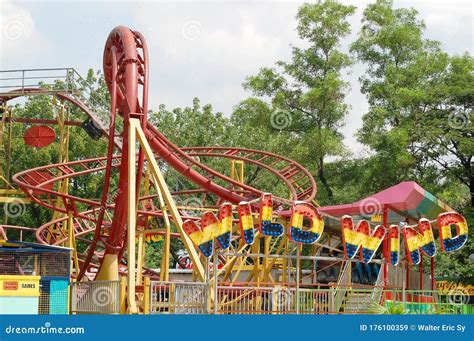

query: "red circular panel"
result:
(23, 171), (54, 195)
(23, 125), (56, 148)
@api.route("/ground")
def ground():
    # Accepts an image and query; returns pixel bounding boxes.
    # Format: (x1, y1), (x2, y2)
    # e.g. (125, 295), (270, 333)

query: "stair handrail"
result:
(332, 261), (351, 312)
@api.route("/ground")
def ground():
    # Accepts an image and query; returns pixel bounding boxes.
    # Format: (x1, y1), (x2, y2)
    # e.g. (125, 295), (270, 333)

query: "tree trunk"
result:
(318, 157), (333, 200)
(470, 174), (474, 208)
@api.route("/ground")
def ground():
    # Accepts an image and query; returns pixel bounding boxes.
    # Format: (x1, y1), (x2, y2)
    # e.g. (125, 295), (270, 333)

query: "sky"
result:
(0, 0), (472, 156)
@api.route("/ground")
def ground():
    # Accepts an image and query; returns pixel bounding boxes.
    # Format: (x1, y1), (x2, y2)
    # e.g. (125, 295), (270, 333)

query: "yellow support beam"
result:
(143, 276), (150, 314)
(136, 230), (145, 286)
(230, 159), (244, 191)
(0, 189), (23, 195)
(50, 102), (71, 243)
(67, 211), (80, 275)
(132, 118), (205, 282)
(0, 197), (31, 204)
(126, 118), (139, 314)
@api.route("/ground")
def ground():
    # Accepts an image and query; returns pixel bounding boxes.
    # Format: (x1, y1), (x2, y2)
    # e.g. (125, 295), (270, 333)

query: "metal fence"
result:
(150, 281), (208, 314)
(148, 283), (336, 315)
(215, 286), (333, 314)
(216, 286), (275, 314)
(0, 68), (112, 131)
(0, 68), (80, 96)
(298, 288), (335, 314)
(70, 280), (120, 314)
(147, 281), (473, 315)
(0, 249), (70, 277)
(340, 288), (471, 314)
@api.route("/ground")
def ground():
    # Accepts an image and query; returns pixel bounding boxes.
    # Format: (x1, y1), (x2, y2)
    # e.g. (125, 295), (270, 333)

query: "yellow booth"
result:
(0, 275), (40, 314)
(0, 239), (71, 314)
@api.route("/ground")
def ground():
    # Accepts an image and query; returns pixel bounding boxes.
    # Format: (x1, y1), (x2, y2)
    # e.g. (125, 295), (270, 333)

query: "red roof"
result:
(318, 181), (452, 223)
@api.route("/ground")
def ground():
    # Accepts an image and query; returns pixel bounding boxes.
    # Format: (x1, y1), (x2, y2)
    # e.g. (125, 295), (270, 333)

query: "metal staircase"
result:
(333, 261), (351, 312)
(343, 265), (385, 313)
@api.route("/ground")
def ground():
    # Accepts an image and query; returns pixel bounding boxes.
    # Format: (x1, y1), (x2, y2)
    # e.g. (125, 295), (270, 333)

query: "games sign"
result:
(182, 193), (469, 264)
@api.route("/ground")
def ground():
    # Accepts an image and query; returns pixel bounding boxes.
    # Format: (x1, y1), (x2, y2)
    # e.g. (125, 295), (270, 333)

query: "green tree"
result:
(243, 0), (356, 203)
(351, 0), (473, 283)
(351, 0), (473, 206)
(1, 70), (109, 230)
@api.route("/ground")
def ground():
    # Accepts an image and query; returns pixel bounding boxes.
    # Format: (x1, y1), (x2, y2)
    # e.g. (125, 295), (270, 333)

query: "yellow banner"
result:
(436, 280), (474, 296)
(0, 275), (40, 297)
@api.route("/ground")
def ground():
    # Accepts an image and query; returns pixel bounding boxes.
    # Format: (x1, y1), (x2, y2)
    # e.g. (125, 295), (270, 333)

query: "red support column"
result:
(419, 253), (424, 291)
(405, 218), (410, 291)
(383, 205), (388, 288)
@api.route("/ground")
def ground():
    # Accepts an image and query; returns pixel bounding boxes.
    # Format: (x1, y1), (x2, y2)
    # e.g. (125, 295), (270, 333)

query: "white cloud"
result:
(134, 2), (300, 112)
(0, 0), (471, 156)
(0, 0), (52, 67)
(396, 0), (473, 54)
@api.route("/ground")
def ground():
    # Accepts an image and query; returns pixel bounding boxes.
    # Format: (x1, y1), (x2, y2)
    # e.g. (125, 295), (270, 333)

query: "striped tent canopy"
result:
(319, 181), (453, 225)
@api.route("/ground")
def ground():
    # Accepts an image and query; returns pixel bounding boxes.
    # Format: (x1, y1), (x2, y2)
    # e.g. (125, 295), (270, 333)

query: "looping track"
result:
(4, 26), (317, 279)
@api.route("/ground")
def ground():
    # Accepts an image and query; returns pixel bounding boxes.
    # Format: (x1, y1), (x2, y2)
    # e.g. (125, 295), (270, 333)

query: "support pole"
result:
(405, 218), (410, 291)
(263, 235), (270, 282)
(133, 119), (205, 281)
(157, 187), (171, 282)
(126, 120), (138, 314)
(382, 205), (388, 288)
(282, 236), (288, 285)
(430, 257), (435, 291)
(296, 244), (301, 314)
(67, 211), (80, 276)
(136, 230), (144, 286)
(419, 253), (424, 291)
(143, 276), (150, 314)
(213, 242), (218, 314)
(405, 261), (410, 290)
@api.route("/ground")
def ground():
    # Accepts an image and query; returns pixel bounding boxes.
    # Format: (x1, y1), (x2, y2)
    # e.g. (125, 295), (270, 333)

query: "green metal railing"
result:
(340, 288), (472, 314)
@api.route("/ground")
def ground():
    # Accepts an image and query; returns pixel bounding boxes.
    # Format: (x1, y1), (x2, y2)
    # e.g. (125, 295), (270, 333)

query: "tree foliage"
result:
(1, 0), (472, 281)
(351, 0), (473, 207)
(243, 0), (356, 203)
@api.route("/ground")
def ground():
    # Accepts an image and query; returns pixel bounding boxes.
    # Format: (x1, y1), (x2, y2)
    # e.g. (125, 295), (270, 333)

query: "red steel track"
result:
(4, 26), (316, 279)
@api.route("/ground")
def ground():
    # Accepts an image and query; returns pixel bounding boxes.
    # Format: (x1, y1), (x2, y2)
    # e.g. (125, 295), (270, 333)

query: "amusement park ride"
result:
(0, 27), (469, 314)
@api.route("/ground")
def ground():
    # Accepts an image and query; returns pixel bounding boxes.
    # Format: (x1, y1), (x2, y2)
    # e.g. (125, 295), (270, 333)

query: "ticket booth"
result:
(0, 275), (41, 314)
(0, 240), (71, 314)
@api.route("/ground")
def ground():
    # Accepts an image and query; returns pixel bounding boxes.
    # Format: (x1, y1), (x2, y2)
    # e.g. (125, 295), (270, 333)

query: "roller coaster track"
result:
(1, 26), (317, 280)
